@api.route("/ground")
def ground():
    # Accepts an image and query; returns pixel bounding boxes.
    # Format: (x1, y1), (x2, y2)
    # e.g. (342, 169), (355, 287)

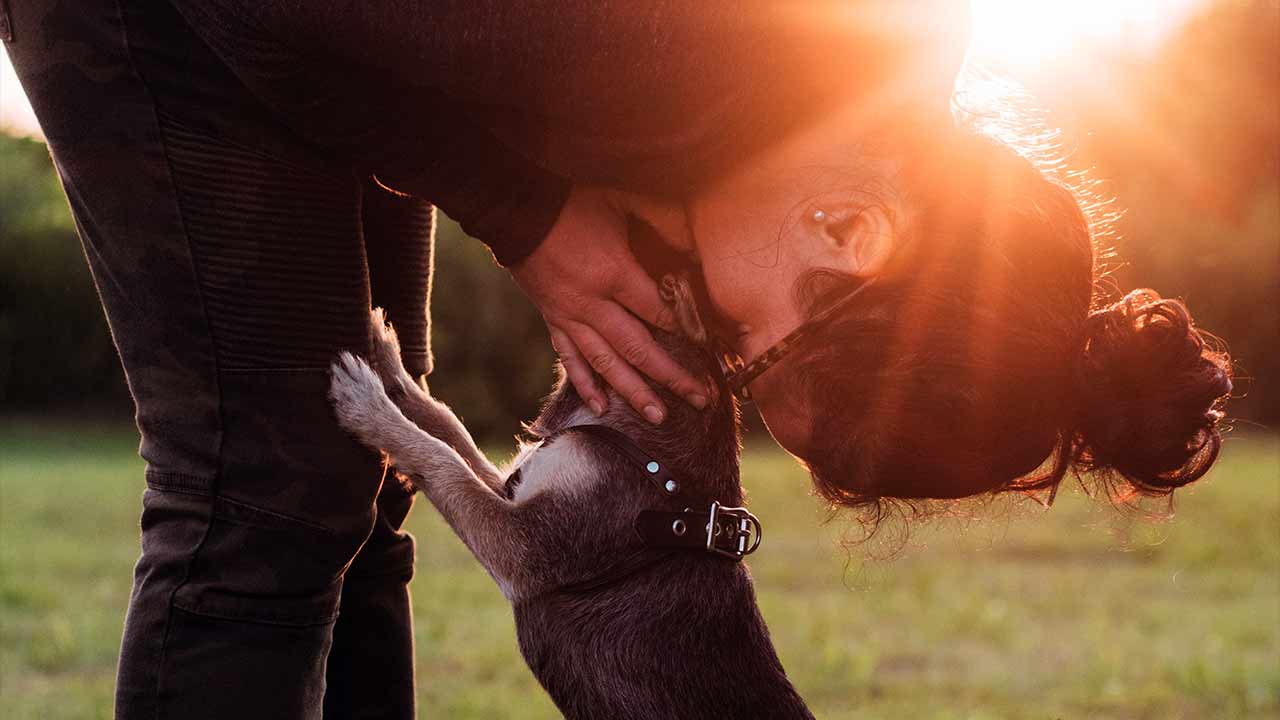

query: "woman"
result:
(668, 95), (1232, 514)
(523, 87), (1230, 514)
(5, 0), (1230, 718)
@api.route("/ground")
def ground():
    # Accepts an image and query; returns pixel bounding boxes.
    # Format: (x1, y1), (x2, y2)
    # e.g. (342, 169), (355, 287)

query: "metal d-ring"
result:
(705, 501), (762, 560)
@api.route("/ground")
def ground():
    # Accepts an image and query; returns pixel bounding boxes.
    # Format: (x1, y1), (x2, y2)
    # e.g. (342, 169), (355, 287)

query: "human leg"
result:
(5, 1), (405, 716)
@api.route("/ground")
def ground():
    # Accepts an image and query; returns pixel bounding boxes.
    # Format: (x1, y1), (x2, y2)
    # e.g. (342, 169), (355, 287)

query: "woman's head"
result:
(687, 100), (1232, 514)
(687, 101), (909, 454)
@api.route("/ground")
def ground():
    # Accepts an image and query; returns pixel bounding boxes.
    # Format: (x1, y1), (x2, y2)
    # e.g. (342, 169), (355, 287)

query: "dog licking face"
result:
(330, 273), (812, 719)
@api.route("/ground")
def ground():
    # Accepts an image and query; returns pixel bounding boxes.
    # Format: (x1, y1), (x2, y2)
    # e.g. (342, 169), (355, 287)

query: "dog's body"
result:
(329, 279), (812, 719)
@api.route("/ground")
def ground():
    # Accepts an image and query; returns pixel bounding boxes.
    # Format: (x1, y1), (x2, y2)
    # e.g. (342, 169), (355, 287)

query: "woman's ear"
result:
(822, 205), (896, 278)
(851, 205), (896, 278)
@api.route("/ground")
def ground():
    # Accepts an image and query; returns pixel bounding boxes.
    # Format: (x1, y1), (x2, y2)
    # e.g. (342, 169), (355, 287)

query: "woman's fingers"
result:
(511, 184), (706, 421)
(548, 324), (607, 416)
(598, 303), (709, 409)
(584, 302), (709, 416)
(554, 298), (709, 422)
(564, 321), (671, 424)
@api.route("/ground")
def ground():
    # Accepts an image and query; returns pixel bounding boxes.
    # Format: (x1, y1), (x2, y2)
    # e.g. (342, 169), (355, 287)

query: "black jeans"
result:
(5, 1), (434, 717)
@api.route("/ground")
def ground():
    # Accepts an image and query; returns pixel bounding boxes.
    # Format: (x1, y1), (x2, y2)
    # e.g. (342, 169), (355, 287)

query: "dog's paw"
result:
(329, 352), (397, 445)
(366, 308), (426, 397)
(367, 308), (403, 373)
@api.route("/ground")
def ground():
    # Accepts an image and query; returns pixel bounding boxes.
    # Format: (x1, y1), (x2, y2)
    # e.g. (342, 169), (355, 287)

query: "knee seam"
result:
(145, 468), (215, 495)
(170, 597), (340, 628)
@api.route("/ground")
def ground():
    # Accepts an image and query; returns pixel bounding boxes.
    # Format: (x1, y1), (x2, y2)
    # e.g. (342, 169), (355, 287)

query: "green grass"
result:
(2, 418), (1277, 719)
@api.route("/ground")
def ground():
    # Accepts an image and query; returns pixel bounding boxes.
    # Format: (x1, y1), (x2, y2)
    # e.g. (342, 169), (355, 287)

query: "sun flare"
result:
(970, 0), (1205, 68)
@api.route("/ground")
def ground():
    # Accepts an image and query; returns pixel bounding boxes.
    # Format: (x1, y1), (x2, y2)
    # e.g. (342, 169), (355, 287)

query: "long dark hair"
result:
(791, 105), (1232, 527)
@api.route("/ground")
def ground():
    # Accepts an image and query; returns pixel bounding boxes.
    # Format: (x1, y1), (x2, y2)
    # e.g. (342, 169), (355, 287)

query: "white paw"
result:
(329, 352), (396, 444)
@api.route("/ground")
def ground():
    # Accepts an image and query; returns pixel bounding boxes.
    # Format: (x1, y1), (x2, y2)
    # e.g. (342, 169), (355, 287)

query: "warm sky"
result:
(1, 52), (41, 138)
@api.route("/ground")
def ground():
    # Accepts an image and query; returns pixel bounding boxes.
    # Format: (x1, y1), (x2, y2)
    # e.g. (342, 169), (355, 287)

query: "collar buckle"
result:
(704, 501), (763, 560)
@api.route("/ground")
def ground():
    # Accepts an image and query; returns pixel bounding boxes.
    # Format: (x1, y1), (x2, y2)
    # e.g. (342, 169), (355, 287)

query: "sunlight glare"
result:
(970, 0), (1204, 67)
(1, 52), (42, 139)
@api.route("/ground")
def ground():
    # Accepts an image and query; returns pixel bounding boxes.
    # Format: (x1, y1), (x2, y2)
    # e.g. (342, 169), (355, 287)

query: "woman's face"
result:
(686, 103), (902, 456)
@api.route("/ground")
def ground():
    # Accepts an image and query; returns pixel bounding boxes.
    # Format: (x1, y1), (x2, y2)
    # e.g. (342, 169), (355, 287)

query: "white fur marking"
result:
(511, 437), (600, 503)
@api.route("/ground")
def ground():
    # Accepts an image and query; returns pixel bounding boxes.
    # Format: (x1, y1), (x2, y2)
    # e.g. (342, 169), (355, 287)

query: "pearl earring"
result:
(810, 209), (827, 223)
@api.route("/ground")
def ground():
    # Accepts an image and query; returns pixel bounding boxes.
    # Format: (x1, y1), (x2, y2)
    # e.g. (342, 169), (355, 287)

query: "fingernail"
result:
(689, 394), (708, 409)
(643, 405), (665, 424)
(589, 399), (606, 416)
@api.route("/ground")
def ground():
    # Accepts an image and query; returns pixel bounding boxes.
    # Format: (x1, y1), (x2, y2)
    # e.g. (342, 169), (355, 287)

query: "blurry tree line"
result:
(1021, 0), (1279, 426)
(1, 0), (1276, 441)
(0, 130), (558, 441)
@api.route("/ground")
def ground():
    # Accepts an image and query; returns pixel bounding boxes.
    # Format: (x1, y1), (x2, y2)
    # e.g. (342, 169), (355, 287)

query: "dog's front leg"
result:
(329, 353), (526, 596)
(363, 309), (505, 492)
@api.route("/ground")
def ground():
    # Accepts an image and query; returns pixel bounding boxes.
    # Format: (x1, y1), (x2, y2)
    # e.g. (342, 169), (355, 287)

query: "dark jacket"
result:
(165, 0), (969, 265)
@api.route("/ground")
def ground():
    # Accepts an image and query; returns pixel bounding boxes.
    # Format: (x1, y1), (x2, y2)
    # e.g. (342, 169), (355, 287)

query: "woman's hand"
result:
(510, 186), (708, 424)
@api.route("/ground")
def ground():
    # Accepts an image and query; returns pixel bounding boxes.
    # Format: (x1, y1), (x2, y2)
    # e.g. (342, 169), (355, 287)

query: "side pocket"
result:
(157, 601), (331, 718)
(171, 494), (351, 627)
(170, 367), (387, 626)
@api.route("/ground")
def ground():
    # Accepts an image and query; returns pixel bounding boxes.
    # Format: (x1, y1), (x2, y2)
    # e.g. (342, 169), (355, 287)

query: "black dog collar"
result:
(635, 502), (763, 560)
(562, 424), (762, 562)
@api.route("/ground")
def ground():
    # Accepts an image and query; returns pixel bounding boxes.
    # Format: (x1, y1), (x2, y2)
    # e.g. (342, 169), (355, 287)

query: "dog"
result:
(328, 274), (813, 719)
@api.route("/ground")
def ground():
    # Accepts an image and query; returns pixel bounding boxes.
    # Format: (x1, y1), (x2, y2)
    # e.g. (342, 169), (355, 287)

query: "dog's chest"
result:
(507, 437), (600, 503)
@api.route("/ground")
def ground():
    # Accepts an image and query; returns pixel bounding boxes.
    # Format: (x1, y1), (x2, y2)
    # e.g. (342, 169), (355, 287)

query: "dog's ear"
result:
(659, 271), (708, 344)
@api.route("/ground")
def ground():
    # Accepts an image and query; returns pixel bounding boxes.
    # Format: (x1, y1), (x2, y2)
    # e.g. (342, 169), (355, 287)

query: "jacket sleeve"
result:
(362, 179), (436, 377)
(166, 0), (572, 265)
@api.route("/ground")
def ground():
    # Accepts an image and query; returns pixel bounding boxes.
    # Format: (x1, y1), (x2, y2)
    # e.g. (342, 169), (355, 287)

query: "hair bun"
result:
(1073, 290), (1232, 495)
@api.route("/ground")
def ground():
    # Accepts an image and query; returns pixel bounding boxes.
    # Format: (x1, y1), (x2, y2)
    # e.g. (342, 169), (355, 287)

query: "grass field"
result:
(1, 418), (1277, 719)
